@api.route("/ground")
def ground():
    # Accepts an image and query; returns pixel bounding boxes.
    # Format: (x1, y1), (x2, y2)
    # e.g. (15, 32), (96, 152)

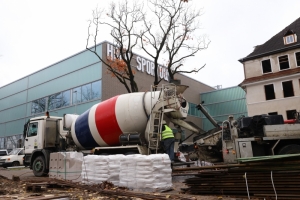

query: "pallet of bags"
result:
(107, 154), (125, 185)
(119, 154), (172, 190)
(49, 152), (83, 182)
(135, 154), (172, 190)
(119, 155), (138, 188)
(82, 155), (109, 184)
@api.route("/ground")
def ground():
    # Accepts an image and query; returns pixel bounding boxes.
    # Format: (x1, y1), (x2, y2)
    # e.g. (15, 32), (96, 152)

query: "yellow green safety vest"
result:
(161, 125), (174, 140)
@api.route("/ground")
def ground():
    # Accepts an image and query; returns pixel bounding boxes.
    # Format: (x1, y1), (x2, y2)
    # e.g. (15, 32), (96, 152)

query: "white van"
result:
(0, 148), (24, 167)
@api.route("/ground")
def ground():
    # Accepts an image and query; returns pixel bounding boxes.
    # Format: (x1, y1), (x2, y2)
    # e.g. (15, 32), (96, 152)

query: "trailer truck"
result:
(23, 84), (200, 176)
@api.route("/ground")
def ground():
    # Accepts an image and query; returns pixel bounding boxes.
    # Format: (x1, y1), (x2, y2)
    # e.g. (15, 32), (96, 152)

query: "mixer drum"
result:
(70, 92), (160, 149)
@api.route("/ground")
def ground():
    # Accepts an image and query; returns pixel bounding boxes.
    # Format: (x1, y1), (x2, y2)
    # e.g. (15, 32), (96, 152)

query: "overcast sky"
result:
(1, 0), (300, 89)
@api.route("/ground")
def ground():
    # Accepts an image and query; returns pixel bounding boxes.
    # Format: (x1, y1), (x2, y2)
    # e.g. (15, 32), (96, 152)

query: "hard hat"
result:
(162, 120), (167, 124)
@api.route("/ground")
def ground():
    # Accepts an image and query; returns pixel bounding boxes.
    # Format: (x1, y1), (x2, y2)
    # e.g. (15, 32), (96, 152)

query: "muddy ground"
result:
(0, 167), (249, 200)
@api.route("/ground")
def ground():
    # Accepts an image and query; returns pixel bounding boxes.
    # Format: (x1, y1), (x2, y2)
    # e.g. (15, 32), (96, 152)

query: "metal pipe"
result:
(196, 103), (219, 128)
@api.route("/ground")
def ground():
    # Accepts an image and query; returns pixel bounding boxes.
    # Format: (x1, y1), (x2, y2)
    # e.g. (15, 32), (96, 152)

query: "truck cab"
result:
(23, 115), (67, 176)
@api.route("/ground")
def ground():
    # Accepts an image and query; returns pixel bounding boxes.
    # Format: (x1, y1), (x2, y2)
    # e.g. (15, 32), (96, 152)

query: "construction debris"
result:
(183, 160), (300, 200)
(0, 170), (204, 200)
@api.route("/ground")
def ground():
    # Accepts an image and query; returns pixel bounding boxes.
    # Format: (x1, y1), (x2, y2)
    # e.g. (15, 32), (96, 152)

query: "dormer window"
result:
(285, 35), (295, 44)
(283, 30), (297, 45)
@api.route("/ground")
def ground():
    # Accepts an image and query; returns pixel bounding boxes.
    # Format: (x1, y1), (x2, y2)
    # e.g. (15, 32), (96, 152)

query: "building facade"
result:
(200, 86), (247, 131)
(239, 17), (300, 119)
(0, 41), (215, 149)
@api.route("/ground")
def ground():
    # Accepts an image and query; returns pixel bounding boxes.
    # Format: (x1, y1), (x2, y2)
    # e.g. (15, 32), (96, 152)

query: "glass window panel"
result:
(191, 103), (196, 116)
(48, 92), (62, 110)
(195, 108), (200, 117)
(72, 87), (81, 104)
(31, 98), (46, 114)
(0, 138), (4, 149)
(91, 81), (101, 100)
(62, 90), (71, 107)
(81, 84), (92, 102)
(188, 103), (192, 115)
(27, 122), (38, 137)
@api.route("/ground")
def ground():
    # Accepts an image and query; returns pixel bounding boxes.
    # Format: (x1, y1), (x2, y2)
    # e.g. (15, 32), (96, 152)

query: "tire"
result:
(32, 156), (48, 177)
(12, 161), (20, 167)
(278, 144), (300, 155)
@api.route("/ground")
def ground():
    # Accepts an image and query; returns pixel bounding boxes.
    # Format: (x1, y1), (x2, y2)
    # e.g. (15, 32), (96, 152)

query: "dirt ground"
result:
(0, 167), (248, 200)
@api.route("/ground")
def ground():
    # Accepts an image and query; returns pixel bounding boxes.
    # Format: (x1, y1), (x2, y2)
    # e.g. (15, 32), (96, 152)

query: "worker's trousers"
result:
(163, 137), (175, 161)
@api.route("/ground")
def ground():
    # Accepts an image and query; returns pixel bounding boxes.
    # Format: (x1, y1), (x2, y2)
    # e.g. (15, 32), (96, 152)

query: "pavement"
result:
(0, 166), (35, 180)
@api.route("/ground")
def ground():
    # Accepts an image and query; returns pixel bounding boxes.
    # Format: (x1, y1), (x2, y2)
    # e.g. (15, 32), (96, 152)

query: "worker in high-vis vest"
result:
(161, 120), (175, 162)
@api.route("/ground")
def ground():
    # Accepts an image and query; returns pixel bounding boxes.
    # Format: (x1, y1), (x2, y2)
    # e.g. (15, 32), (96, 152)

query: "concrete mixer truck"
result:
(23, 84), (200, 176)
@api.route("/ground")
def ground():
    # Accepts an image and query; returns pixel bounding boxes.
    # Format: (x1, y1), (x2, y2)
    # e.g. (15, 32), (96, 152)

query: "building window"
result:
(261, 59), (272, 73)
(72, 80), (101, 105)
(278, 55), (290, 70)
(296, 52), (300, 66)
(188, 102), (201, 117)
(81, 84), (92, 103)
(264, 84), (275, 100)
(268, 112), (278, 115)
(286, 109), (297, 120)
(91, 81), (101, 99)
(48, 90), (70, 111)
(284, 35), (295, 44)
(31, 98), (46, 114)
(72, 86), (81, 104)
(283, 30), (297, 45)
(282, 81), (294, 98)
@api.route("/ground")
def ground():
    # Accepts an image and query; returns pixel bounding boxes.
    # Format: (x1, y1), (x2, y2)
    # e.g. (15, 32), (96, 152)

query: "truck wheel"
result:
(12, 161), (20, 167)
(33, 156), (48, 177)
(278, 144), (300, 155)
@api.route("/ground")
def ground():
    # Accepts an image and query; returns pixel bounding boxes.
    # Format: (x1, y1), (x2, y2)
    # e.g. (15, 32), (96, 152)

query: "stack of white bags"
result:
(119, 154), (172, 190)
(50, 152), (172, 190)
(82, 154), (125, 185)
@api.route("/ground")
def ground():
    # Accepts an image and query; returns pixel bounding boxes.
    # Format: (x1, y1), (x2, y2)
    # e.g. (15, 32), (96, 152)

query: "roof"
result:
(239, 17), (300, 62)
(239, 67), (300, 86)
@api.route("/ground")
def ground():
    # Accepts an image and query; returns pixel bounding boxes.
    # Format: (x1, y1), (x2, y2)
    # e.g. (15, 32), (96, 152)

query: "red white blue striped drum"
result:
(70, 92), (160, 149)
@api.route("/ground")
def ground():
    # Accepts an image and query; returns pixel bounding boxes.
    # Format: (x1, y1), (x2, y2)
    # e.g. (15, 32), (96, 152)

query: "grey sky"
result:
(0, 0), (300, 89)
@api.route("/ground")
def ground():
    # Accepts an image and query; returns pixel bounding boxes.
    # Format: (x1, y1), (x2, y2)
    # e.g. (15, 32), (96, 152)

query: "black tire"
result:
(32, 156), (48, 177)
(278, 144), (300, 155)
(12, 161), (20, 167)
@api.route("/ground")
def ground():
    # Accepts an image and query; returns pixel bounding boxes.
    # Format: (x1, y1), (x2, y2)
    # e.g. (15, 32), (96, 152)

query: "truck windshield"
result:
(8, 149), (21, 155)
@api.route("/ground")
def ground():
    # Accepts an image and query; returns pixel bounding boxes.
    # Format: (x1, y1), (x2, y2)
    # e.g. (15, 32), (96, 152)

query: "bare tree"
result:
(86, 0), (144, 93)
(140, 0), (209, 85)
